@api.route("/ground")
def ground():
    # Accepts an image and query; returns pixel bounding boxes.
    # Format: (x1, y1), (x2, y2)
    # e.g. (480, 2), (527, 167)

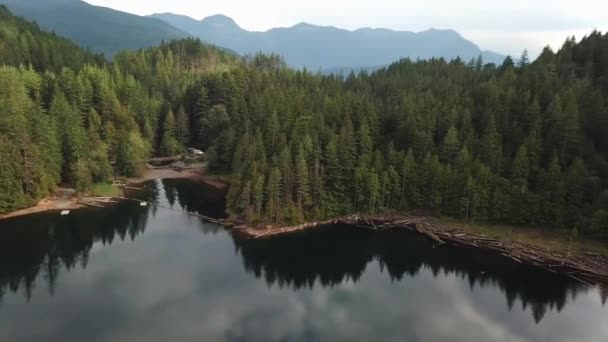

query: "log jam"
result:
(230, 214), (608, 289)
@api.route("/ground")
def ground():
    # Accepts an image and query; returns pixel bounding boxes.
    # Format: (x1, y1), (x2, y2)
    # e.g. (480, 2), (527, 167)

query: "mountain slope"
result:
(150, 13), (507, 70)
(0, 5), (104, 70)
(1, 0), (189, 57)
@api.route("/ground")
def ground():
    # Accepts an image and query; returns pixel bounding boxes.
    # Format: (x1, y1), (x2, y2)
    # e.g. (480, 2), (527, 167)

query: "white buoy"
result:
(140, 202), (148, 207)
(60, 210), (70, 216)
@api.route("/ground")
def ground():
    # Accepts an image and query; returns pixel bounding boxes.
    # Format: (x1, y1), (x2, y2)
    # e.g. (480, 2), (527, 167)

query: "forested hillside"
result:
(0, 5), (606, 235)
(1, 0), (188, 57)
(0, 6), (103, 71)
(212, 34), (608, 235)
(0, 8), (238, 213)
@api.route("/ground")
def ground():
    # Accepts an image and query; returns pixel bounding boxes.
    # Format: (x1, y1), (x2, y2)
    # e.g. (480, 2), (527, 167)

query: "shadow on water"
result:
(0, 179), (226, 303)
(0, 179), (605, 327)
(233, 225), (606, 323)
(0, 199), (151, 302)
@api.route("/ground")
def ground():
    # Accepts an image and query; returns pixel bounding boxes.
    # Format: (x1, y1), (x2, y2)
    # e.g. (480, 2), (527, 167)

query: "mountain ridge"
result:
(0, 0), (190, 57)
(150, 12), (508, 70)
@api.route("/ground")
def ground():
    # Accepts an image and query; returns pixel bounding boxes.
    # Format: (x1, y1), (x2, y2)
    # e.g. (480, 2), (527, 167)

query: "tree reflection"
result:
(0, 179), (226, 304)
(0, 200), (151, 303)
(161, 179), (227, 234)
(0, 180), (602, 327)
(233, 225), (596, 324)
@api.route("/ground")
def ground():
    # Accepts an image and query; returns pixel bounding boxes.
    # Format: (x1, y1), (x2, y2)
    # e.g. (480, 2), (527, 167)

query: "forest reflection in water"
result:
(0, 179), (606, 342)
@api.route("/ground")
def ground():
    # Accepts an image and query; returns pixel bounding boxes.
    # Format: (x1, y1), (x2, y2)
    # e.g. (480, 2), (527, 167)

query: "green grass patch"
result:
(89, 183), (121, 197)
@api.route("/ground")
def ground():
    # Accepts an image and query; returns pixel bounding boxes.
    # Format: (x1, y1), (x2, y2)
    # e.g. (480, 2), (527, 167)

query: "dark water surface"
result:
(1, 179), (607, 342)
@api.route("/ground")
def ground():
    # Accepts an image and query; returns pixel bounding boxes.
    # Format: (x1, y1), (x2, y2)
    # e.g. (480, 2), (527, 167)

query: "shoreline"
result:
(127, 166), (228, 191)
(0, 166), (228, 222)
(4, 173), (606, 290)
(0, 198), (86, 221)
(229, 214), (608, 289)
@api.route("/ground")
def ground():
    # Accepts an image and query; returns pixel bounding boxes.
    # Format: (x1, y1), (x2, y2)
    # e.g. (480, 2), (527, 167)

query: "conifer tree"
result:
(539, 157), (565, 227)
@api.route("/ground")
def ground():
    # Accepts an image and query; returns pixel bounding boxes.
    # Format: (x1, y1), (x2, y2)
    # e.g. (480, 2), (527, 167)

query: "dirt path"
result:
(0, 189), (84, 221)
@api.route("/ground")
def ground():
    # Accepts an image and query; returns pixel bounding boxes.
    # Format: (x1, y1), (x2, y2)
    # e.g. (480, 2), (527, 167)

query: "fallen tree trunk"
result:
(230, 215), (608, 289)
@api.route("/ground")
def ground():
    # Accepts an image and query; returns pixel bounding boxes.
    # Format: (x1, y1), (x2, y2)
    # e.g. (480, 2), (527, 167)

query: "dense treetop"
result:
(0, 6), (606, 235)
(216, 32), (608, 235)
(0, 8), (237, 213)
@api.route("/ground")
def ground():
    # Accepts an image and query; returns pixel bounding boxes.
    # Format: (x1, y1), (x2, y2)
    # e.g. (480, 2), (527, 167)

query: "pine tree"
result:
(420, 153), (442, 212)
(556, 91), (582, 162)
(52, 88), (90, 188)
(357, 121), (373, 157)
(479, 114), (502, 172)
(0, 134), (27, 212)
(512, 146), (530, 191)
(295, 145), (312, 212)
(518, 49), (530, 68)
(252, 174), (265, 220)
(279, 145), (293, 203)
(192, 86), (210, 147)
(564, 159), (590, 228)
(174, 106), (190, 146)
(440, 126), (460, 164)
(265, 167), (282, 223)
(367, 170), (381, 211)
(400, 148), (419, 208)
(160, 109), (180, 157)
(539, 157), (565, 227)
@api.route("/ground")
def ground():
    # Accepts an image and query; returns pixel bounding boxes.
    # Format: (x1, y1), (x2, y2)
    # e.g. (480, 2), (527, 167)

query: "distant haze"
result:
(150, 13), (507, 69)
(84, 0), (608, 57)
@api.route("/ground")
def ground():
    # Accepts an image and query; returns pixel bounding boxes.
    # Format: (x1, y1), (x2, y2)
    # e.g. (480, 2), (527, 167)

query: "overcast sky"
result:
(84, 0), (608, 57)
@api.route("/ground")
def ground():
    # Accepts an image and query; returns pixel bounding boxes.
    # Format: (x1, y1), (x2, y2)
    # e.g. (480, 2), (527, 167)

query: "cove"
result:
(0, 179), (607, 342)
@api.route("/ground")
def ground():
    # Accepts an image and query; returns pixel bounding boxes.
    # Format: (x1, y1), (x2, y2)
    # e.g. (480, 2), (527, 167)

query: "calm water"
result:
(0, 179), (607, 342)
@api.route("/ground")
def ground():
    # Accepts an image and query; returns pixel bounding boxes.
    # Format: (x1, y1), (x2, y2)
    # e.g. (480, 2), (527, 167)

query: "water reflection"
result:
(0, 179), (606, 342)
(0, 179), (224, 304)
(160, 178), (226, 219)
(0, 200), (150, 302)
(234, 226), (605, 323)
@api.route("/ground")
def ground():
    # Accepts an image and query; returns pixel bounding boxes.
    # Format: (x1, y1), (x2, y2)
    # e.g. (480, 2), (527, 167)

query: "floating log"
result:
(123, 186), (144, 190)
(230, 214), (608, 290)
(118, 197), (223, 224)
(78, 201), (105, 208)
(78, 197), (119, 208)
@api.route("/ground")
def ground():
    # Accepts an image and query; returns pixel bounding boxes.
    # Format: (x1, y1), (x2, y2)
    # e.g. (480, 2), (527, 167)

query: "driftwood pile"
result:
(78, 197), (120, 208)
(232, 215), (608, 289)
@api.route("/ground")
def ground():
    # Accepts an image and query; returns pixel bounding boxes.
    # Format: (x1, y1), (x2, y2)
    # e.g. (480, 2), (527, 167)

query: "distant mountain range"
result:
(0, 0), (508, 68)
(0, 0), (189, 57)
(150, 13), (507, 70)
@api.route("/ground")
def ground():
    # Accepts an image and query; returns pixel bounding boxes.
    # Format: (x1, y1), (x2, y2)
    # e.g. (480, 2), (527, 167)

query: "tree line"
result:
(0, 7), (238, 213)
(219, 36), (608, 235)
(0, 6), (606, 235)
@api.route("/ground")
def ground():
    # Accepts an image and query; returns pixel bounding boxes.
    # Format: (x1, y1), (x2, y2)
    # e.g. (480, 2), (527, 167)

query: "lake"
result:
(0, 179), (607, 342)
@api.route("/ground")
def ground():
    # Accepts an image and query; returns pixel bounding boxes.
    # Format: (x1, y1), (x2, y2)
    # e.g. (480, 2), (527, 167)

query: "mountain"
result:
(0, 0), (189, 57)
(150, 13), (507, 70)
(0, 5), (104, 70)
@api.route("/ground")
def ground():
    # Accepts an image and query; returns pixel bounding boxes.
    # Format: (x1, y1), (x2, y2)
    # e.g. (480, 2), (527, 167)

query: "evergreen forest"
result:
(1, 6), (607, 235)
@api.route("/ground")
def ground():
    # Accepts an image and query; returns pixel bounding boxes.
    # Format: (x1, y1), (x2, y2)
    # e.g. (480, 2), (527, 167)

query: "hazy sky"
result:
(84, 0), (608, 57)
